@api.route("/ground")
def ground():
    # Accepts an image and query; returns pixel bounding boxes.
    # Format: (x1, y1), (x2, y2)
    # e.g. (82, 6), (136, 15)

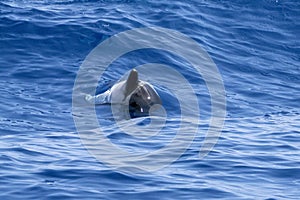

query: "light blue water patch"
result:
(0, 0), (299, 199)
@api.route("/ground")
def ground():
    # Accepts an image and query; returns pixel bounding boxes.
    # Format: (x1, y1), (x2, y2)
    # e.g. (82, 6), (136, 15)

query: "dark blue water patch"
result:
(99, 48), (205, 80)
(269, 167), (300, 179)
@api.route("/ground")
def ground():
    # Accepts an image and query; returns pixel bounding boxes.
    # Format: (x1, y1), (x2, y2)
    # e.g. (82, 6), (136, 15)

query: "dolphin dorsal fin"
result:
(125, 69), (138, 97)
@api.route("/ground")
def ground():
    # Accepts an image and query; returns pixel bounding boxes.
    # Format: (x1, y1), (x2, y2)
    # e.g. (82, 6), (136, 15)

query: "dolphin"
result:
(86, 69), (162, 118)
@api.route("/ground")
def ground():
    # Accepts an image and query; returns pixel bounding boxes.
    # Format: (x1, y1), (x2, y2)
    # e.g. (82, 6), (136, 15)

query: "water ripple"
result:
(1, 0), (299, 199)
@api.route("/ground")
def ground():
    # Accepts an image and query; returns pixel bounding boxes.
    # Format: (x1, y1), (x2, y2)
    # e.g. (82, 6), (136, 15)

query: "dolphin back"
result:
(86, 69), (162, 118)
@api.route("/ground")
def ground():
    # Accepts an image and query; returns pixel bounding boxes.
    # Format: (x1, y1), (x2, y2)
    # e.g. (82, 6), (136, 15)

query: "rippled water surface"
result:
(1, 0), (299, 199)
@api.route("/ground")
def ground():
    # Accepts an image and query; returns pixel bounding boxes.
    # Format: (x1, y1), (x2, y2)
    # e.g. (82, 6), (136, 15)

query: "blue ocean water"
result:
(1, 0), (299, 199)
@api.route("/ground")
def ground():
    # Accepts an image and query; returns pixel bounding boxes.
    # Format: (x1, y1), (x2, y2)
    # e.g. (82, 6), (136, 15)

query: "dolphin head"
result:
(125, 69), (162, 118)
(128, 82), (162, 118)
